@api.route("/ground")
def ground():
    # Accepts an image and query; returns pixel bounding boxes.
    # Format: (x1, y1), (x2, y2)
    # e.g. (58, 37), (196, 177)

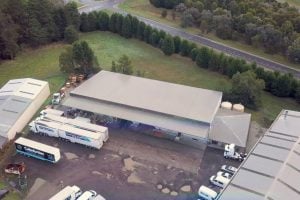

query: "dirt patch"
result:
(127, 172), (145, 184)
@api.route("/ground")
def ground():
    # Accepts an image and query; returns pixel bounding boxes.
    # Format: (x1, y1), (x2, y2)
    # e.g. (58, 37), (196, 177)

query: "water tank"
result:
(221, 101), (232, 110)
(233, 103), (244, 112)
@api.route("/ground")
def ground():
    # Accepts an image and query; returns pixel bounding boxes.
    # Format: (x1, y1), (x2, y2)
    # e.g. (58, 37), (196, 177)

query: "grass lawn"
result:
(118, 0), (300, 70)
(0, 44), (67, 92)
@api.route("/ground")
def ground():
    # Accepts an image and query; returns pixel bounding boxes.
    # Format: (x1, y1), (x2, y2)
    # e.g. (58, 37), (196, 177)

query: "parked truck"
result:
(224, 144), (247, 162)
(29, 118), (104, 149)
(49, 185), (82, 200)
(41, 113), (109, 142)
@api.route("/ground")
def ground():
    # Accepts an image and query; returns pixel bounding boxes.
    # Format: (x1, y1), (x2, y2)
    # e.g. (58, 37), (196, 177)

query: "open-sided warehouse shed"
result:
(0, 78), (50, 148)
(218, 110), (300, 200)
(63, 71), (250, 148)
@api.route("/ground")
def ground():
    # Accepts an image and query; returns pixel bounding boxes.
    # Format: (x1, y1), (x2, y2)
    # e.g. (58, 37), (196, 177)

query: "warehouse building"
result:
(218, 110), (300, 200)
(63, 71), (251, 149)
(0, 78), (50, 148)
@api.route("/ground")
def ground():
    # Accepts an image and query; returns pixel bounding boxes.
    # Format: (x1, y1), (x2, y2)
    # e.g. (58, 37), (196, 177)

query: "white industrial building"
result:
(63, 71), (251, 149)
(0, 78), (50, 148)
(218, 110), (300, 200)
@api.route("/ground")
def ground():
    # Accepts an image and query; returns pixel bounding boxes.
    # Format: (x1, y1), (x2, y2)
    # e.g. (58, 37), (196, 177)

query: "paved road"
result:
(78, 0), (300, 78)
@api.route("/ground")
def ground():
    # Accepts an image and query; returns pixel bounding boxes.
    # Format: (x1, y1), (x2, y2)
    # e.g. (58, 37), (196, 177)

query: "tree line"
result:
(0, 0), (79, 59)
(150, 0), (300, 64)
(78, 11), (299, 107)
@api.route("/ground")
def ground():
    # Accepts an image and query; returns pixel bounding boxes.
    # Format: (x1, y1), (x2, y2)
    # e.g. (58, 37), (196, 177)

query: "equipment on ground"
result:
(224, 144), (247, 161)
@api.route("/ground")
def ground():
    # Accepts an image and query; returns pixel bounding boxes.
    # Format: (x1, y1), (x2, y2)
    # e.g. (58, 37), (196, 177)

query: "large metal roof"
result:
(218, 110), (300, 200)
(210, 108), (251, 147)
(0, 78), (48, 138)
(63, 95), (210, 139)
(70, 71), (222, 124)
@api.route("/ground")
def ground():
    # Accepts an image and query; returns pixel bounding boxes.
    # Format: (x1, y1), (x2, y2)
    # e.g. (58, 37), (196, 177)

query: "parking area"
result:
(7, 128), (239, 200)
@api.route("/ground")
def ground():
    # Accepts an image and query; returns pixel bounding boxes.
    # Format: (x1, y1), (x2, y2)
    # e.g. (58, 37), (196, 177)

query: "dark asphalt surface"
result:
(78, 0), (300, 78)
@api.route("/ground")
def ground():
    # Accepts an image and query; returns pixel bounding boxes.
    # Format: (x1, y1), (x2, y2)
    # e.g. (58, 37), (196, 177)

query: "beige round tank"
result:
(233, 103), (244, 112)
(65, 82), (71, 88)
(221, 101), (232, 110)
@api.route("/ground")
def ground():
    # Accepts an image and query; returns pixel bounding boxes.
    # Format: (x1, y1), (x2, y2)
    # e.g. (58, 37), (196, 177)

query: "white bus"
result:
(15, 137), (61, 163)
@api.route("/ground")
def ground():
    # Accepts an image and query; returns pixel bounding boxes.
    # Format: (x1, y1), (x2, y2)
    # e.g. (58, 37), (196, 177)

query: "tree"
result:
(161, 35), (175, 55)
(213, 15), (233, 40)
(72, 41), (100, 74)
(288, 37), (300, 63)
(180, 40), (191, 56)
(97, 11), (109, 31)
(122, 15), (132, 38)
(109, 13), (118, 33)
(131, 16), (139, 37)
(80, 13), (89, 32)
(195, 47), (211, 68)
(64, 25), (78, 44)
(0, 11), (19, 59)
(137, 21), (146, 40)
(230, 71), (265, 109)
(295, 84), (300, 103)
(143, 25), (152, 43)
(59, 46), (74, 73)
(87, 12), (97, 31)
(64, 2), (80, 29)
(181, 10), (194, 27)
(161, 10), (168, 18)
(173, 36), (181, 53)
(111, 55), (133, 75)
(116, 14), (124, 34)
(150, 31), (160, 46)
(271, 74), (293, 97)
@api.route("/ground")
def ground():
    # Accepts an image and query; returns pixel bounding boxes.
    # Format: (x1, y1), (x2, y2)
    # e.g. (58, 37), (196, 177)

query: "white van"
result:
(210, 175), (230, 188)
(71, 185), (82, 199)
(198, 185), (218, 200)
(77, 190), (97, 200)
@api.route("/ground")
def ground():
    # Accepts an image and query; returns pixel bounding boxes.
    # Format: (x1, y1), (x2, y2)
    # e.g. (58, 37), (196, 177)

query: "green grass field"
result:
(119, 0), (300, 70)
(0, 31), (299, 127)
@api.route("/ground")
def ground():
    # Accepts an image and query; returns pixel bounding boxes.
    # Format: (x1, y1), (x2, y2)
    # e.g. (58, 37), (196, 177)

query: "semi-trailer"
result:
(40, 113), (109, 142)
(49, 185), (82, 200)
(29, 118), (104, 149)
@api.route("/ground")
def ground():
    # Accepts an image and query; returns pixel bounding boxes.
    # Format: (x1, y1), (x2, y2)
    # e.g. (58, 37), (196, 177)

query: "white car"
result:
(221, 165), (238, 175)
(217, 171), (232, 179)
(210, 175), (230, 188)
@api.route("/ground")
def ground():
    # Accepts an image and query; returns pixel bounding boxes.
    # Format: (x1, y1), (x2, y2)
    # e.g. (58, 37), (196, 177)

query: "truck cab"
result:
(52, 93), (61, 105)
(224, 144), (247, 161)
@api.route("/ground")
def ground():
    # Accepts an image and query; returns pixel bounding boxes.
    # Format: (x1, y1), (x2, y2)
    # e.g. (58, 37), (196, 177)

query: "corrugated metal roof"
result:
(70, 71), (222, 124)
(0, 78), (48, 140)
(218, 110), (300, 200)
(209, 108), (251, 147)
(63, 95), (210, 139)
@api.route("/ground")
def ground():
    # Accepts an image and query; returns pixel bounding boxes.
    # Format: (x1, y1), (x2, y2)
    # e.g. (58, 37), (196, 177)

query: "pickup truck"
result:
(4, 163), (25, 175)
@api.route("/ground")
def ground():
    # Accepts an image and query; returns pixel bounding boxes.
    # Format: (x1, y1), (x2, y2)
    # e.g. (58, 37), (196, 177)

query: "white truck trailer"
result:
(29, 118), (104, 149)
(41, 113), (109, 142)
(49, 185), (82, 200)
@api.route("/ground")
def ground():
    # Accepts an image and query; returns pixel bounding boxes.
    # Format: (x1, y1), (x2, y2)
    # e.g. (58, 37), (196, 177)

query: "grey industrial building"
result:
(63, 71), (251, 148)
(218, 110), (300, 200)
(0, 78), (50, 148)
